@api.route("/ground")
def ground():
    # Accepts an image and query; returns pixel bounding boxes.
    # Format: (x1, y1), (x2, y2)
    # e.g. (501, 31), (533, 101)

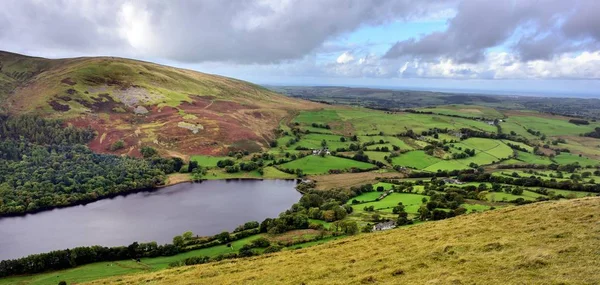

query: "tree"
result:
(140, 146), (158, 158)
(182, 231), (194, 240)
(371, 213), (381, 222)
(250, 237), (271, 248)
(418, 205), (430, 220)
(392, 203), (405, 214)
(340, 221), (359, 235)
(191, 166), (206, 181)
(216, 231), (230, 242)
(188, 160), (199, 172)
(172, 235), (184, 247)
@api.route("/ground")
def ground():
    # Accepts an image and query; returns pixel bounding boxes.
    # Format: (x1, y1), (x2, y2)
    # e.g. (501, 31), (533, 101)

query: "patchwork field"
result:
(293, 109), (498, 136)
(279, 155), (375, 175)
(418, 104), (505, 119)
(553, 153), (598, 167)
(190, 155), (229, 167)
(350, 193), (429, 214)
(507, 115), (600, 137)
(392, 151), (442, 169)
(516, 151), (553, 165)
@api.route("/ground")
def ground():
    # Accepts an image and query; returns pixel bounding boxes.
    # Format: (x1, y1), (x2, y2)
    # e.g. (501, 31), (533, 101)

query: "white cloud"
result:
(319, 51), (600, 80)
(336, 52), (355, 64)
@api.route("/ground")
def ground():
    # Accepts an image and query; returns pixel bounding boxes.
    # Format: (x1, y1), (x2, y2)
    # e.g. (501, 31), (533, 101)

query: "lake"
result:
(0, 179), (300, 260)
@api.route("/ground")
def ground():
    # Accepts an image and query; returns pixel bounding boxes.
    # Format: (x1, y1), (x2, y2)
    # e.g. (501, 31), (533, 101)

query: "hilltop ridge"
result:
(0, 51), (318, 156)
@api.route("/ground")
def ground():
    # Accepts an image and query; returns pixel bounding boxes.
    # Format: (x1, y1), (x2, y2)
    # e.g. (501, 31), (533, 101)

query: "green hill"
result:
(86, 197), (600, 285)
(0, 51), (317, 156)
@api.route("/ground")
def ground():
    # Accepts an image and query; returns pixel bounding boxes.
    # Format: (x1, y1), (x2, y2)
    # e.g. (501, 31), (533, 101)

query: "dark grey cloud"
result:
(0, 0), (447, 63)
(562, 0), (600, 40)
(0, 1), (124, 55)
(384, 0), (597, 63)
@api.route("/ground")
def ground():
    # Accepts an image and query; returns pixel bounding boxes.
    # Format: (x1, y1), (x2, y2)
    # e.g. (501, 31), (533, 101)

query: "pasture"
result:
(293, 108), (498, 136)
(279, 155), (375, 175)
(351, 193), (429, 214)
(516, 151), (553, 165)
(418, 104), (505, 119)
(507, 115), (600, 137)
(553, 153), (598, 167)
(190, 155), (229, 167)
(392, 150), (442, 169)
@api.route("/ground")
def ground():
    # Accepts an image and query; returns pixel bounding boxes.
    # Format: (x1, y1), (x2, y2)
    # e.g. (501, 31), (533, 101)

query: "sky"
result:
(1, 0), (600, 97)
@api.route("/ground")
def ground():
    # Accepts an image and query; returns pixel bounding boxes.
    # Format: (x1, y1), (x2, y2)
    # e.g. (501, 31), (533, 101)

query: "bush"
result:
(250, 237), (271, 248)
(109, 140), (125, 151)
(264, 245), (283, 253)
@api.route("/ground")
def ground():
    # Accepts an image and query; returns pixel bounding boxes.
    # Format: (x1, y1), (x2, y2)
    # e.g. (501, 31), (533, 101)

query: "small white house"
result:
(373, 221), (396, 231)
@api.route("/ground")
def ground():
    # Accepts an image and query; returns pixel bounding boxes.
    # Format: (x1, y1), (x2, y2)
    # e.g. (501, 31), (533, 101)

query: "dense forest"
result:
(0, 116), (179, 216)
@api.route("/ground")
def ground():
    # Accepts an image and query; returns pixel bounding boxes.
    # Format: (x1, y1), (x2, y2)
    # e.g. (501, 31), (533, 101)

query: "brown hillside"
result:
(0, 51), (320, 156)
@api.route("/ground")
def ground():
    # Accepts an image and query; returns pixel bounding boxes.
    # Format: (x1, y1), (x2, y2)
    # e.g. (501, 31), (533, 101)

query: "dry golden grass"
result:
(86, 197), (600, 285)
(164, 173), (191, 186)
(309, 171), (405, 190)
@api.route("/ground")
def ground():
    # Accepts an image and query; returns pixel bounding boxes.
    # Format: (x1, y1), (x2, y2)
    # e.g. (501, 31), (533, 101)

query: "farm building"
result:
(373, 221), (396, 231)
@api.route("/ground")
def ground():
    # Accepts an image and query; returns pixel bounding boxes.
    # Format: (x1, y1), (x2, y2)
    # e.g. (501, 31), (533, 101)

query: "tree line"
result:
(0, 115), (180, 216)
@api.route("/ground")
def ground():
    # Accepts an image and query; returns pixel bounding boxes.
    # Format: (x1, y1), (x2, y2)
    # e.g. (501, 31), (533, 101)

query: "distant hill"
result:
(270, 85), (600, 119)
(87, 197), (600, 285)
(0, 51), (318, 156)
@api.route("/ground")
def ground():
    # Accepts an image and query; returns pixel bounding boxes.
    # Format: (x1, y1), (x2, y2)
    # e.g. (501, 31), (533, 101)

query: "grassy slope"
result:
(0, 51), (318, 156)
(86, 197), (600, 285)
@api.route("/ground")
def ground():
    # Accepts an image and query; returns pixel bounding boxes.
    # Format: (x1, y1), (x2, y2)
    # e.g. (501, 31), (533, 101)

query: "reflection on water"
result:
(0, 179), (299, 260)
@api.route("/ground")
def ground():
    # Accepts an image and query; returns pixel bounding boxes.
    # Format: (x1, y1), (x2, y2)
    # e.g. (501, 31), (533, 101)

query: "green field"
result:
(294, 108), (497, 136)
(351, 193), (428, 214)
(424, 160), (470, 172)
(553, 153), (598, 167)
(279, 155), (375, 175)
(508, 115), (600, 137)
(486, 192), (536, 202)
(262, 166), (297, 179)
(501, 140), (534, 152)
(348, 191), (384, 203)
(292, 133), (350, 150)
(0, 235), (263, 285)
(190, 155), (230, 168)
(359, 135), (414, 150)
(392, 151), (442, 169)
(362, 151), (391, 165)
(418, 104), (505, 119)
(516, 151), (553, 165)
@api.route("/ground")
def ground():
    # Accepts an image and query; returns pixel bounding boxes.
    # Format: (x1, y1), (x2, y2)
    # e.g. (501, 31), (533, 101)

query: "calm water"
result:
(0, 179), (300, 260)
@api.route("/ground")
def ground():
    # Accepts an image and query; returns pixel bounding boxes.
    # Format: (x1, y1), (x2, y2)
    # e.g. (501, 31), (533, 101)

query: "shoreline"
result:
(0, 177), (301, 219)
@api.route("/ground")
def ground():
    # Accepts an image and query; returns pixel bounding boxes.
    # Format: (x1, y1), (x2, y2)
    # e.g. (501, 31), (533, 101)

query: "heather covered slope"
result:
(0, 51), (318, 156)
(87, 197), (600, 285)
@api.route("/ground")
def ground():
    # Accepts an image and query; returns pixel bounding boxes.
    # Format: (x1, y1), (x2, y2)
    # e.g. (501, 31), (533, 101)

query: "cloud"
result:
(328, 51), (600, 80)
(0, 0), (447, 63)
(384, 0), (599, 63)
(1, 0), (599, 82)
(336, 52), (355, 64)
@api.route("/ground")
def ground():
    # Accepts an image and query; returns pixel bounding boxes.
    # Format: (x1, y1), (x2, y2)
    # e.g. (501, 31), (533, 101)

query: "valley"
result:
(1, 52), (600, 285)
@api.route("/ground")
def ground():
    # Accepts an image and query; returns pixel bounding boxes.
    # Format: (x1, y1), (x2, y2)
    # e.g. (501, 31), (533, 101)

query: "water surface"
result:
(0, 179), (300, 260)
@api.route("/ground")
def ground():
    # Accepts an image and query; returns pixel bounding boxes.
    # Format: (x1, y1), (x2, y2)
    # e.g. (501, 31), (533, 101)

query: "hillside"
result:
(87, 197), (600, 285)
(0, 51), (318, 156)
